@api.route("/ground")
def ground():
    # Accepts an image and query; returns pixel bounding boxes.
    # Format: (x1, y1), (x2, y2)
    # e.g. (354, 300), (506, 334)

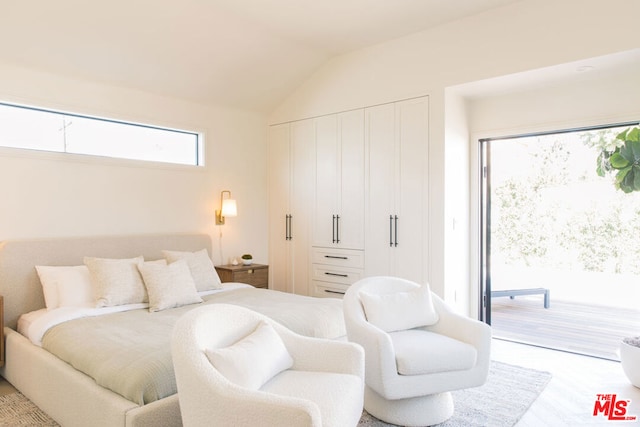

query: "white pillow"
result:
(206, 322), (293, 390)
(138, 259), (203, 312)
(162, 249), (222, 292)
(84, 256), (147, 307)
(35, 265), (93, 310)
(359, 283), (439, 332)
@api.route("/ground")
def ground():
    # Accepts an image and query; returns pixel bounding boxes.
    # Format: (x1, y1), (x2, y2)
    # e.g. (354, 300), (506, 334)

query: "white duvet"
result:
(18, 284), (346, 405)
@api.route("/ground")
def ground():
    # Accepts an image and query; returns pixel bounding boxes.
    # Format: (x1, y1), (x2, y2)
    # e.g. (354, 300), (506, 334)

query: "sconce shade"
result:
(216, 190), (237, 225)
(221, 198), (237, 217)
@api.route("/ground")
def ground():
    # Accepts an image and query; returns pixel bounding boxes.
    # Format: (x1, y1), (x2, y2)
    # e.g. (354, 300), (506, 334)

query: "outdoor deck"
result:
(490, 295), (640, 360)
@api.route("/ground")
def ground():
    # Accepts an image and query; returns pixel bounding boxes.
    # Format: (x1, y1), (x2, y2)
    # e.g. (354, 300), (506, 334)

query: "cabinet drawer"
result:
(232, 268), (268, 288)
(311, 281), (348, 298)
(311, 247), (364, 268)
(311, 264), (363, 285)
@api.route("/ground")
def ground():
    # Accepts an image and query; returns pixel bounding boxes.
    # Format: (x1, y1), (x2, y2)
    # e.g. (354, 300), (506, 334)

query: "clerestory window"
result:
(0, 102), (201, 166)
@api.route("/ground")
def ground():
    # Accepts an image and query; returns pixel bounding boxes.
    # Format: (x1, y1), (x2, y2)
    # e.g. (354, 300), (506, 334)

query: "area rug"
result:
(0, 361), (550, 427)
(359, 361), (552, 426)
(0, 392), (59, 426)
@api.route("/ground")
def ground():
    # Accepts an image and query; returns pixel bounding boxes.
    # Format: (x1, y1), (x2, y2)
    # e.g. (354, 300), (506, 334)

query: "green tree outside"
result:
(491, 127), (640, 275)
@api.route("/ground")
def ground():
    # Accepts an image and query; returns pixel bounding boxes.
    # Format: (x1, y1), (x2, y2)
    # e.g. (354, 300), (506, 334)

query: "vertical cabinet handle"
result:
(285, 214), (293, 241)
(388, 215), (399, 247)
(289, 215), (293, 240)
(331, 215), (342, 244)
(285, 214), (289, 240)
(389, 215), (393, 247)
(332, 215), (336, 243)
(394, 215), (398, 247)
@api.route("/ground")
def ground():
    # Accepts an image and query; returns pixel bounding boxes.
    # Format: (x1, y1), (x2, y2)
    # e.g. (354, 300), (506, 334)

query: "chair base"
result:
(364, 386), (454, 427)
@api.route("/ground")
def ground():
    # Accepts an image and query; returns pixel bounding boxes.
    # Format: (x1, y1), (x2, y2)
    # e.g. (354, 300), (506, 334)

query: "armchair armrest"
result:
(343, 306), (403, 396)
(278, 330), (364, 379)
(427, 293), (491, 359)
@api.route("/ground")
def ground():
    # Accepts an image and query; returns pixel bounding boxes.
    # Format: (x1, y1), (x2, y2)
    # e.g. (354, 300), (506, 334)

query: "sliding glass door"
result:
(480, 123), (640, 360)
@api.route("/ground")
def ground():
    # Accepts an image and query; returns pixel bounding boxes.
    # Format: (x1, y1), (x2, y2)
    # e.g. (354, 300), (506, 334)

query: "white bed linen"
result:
(18, 282), (251, 346)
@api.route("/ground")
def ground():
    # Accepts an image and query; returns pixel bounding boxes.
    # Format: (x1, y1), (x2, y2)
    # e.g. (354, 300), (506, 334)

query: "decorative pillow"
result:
(138, 259), (203, 312)
(84, 256), (147, 307)
(359, 283), (439, 332)
(205, 321), (293, 390)
(35, 265), (93, 310)
(162, 249), (222, 292)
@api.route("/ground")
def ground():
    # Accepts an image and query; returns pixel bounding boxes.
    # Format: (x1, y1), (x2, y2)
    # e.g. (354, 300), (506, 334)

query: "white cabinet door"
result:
(314, 115), (339, 247)
(393, 97), (429, 282)
(267, 120), (314, 295)
(268, 123), (292, 293)
(365, 103), (395, 277)
(313, 110), (365, 250)
(338, 109), (365, 250)
(365, 97), (429, 283)
(289, 119), (314, 295)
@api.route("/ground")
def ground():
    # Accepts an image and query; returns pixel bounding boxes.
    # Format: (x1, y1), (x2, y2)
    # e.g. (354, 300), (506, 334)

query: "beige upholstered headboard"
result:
(0, 233), (212, 329)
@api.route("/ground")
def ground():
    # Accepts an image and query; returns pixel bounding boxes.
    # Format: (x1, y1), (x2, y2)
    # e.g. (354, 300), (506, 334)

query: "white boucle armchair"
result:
(343, 276), (491, 426)
(171, 304), (365, 427)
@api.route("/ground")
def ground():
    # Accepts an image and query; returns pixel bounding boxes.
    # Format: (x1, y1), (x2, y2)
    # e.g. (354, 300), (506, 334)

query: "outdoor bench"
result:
(491, 287), (550, 309)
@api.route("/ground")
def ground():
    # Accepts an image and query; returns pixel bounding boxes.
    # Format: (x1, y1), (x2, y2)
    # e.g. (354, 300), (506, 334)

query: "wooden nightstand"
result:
(215, 264), (269, 289)
(0, 295), (4, 367)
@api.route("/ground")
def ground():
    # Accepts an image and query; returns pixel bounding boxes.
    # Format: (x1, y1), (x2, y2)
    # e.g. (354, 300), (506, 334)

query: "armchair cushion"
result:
(359, 283), (438, 332)
(390, 330), (477, 375)
(206, 321), (293, 389)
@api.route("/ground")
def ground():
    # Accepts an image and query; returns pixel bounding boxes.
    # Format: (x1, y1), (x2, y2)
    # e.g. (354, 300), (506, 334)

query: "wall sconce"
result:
(216, 190), (237, 225)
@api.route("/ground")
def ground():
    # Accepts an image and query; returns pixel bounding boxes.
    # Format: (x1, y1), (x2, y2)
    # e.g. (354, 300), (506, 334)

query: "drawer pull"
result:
(324, 255), (348, 260)
(324, 289), (346, 295)
(325, 272), (348, 278)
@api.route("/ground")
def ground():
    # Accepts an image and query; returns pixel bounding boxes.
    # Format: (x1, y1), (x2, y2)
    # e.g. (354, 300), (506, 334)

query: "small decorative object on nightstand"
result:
(215, 264), (268, 289)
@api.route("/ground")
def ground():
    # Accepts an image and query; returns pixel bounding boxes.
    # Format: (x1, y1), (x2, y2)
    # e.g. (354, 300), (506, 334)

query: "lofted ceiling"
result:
(0, 0), (522, 112)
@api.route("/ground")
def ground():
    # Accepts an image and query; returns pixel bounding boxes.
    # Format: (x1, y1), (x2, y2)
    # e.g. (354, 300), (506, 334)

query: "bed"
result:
(0, 233), (345, 427)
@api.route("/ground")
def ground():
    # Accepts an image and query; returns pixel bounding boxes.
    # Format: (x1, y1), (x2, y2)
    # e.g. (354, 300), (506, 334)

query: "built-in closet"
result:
(267, 96), (429, 297)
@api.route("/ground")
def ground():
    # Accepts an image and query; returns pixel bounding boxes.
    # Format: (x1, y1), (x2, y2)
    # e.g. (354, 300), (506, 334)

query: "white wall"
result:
(0, 63), (268, 265)
(268, 0), (640, 310)
(466, 66), (640, 137)
(444, 90), (471, 314)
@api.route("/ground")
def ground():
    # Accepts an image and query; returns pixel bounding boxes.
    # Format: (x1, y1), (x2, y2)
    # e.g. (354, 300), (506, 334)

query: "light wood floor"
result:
(1, 339), (638, 426)
(492, 339), (640, 426)
(491, 296), (640, 360)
